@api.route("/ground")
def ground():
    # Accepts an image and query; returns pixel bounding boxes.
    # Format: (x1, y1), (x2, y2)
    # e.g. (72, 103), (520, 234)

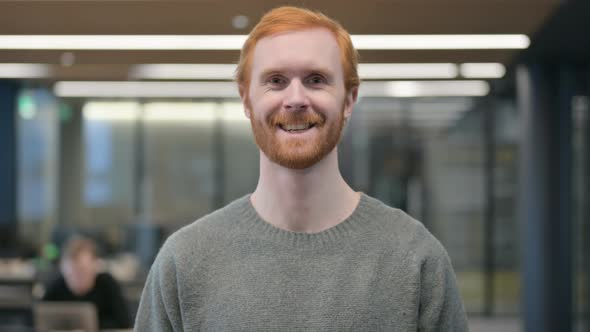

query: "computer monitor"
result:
(33, 301), (98, 332)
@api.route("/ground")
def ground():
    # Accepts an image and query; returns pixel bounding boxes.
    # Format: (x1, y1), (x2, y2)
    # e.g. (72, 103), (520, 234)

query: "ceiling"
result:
(0, 0), (562, 81)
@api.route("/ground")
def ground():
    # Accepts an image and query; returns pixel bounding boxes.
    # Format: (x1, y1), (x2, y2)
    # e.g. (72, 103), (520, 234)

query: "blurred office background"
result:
(0, 0), (589, 331)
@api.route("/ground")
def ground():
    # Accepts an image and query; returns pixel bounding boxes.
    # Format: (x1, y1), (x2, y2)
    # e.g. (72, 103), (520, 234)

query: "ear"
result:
(239, 84), (252, 119)
(343, 86), (358, 120)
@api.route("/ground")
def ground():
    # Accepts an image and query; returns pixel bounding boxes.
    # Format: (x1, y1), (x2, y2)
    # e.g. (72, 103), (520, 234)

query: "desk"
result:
(0, 277), (34, 328)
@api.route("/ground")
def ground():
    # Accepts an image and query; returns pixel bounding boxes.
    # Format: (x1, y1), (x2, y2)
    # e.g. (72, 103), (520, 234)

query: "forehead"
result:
(250, 28), (342, 76)
(66, 249), (94, 262)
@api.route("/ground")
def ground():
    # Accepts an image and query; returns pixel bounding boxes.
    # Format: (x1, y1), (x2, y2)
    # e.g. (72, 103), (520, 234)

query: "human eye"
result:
(305, 74), (327, 86)
(266, 75), (287, 89)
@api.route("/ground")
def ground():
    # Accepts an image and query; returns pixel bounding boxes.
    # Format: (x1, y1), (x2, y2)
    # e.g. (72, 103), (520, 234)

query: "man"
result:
(135, 6), (467, 331)
(43, 235), (132, 329)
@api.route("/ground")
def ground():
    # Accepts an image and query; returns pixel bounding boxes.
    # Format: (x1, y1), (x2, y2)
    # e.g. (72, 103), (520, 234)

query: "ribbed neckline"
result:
(235, 192), (375, 249)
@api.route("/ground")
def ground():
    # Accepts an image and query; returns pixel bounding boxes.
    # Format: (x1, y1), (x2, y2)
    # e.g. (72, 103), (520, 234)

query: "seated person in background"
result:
(43, 235), (131, 329)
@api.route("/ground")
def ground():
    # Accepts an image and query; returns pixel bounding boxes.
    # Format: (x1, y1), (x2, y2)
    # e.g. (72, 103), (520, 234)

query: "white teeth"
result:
(283, 123), (312, 131)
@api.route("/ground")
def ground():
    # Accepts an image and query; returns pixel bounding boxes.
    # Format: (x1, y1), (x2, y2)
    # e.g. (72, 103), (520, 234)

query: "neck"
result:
(251, 148), (360, 233)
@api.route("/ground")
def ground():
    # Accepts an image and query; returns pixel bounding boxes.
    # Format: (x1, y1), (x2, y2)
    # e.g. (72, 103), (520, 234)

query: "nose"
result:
(283, 79), (309, 111)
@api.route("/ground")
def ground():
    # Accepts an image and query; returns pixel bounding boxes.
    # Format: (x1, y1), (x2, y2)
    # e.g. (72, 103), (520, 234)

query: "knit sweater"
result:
(135, 193), (468, 331)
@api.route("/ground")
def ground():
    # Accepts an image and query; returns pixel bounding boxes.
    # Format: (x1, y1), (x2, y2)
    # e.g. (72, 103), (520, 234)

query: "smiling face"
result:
(244, 28), (356, 170)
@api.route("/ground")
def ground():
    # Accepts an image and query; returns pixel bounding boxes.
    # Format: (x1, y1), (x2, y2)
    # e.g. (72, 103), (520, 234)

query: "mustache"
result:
(268, 110), (326, 127)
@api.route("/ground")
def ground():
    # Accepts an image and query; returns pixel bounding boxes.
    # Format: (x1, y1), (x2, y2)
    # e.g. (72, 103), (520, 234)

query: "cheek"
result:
(250, 95), (281, 119)
(311, 94), (345, 114)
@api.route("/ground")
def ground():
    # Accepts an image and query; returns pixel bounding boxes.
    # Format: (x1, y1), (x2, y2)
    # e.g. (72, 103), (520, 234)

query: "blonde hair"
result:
(236, 6), (360, 95)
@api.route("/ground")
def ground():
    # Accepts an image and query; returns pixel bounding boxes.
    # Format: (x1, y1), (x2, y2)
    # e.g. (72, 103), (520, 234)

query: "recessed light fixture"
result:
(232, 15), (250, 30)
(0, 34), (529, 50)
(60, 52), (76, 67)
(0, 63), (52, 78)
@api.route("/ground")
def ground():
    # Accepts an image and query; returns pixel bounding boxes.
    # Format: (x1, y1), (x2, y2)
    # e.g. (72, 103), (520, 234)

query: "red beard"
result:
(250, 106), (346, 170)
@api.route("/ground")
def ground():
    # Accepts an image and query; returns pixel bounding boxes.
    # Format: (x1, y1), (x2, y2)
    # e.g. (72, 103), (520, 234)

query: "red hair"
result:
(236, 6), (360, 96)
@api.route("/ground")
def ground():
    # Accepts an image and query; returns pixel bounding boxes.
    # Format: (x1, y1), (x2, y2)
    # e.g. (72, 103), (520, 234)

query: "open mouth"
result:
(278, 123), (316, 133)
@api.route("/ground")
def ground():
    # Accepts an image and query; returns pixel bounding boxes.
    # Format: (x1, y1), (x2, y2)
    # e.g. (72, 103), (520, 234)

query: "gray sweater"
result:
(135, 193), (468, 331)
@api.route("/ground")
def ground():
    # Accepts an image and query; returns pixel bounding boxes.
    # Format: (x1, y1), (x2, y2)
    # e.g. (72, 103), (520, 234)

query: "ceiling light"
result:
(132, 63), (459, 80)
(130, 63), (505, 80)
(130, 64), (237, 80)
(0, 35), (248, 50)
(460, 63), (506, 78)
(358, 63), (458, 79)
(0, 34), (529, 50)
(54, 81), (240, 98)
(360, 80), (490, 97)
(83, 101), (141, 121)
(0, 63), (52, 78)
(351, 35), (530, 50)
(130, 63), (458, 80)
(57, 80), (489, 98)
(143, 102), (217, 122)
(232, 15), (250, 30)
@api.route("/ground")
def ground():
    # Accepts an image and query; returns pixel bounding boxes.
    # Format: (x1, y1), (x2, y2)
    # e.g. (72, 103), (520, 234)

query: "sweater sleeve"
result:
(418, 242), (468, 331)
(134, 242), (184, 332)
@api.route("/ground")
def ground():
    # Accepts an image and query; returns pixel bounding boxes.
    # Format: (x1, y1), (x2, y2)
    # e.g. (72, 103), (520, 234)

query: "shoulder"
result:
(156, 195), (251, 263)
(95, 272), (119, 285)
(361, 194), (449, 262)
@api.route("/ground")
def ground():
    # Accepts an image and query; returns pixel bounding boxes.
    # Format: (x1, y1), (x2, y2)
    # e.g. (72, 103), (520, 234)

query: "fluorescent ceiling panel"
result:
(360, 80), (490, 97)
(130, 64), (238, 80)
(132, 63), (459, 80)
(359, 63), (458, 79)
(82, 101), (245, 123)
(131, 63), (507, 80)
(54, 81), (240, 98)
(143, 102), (217, 122)
(0, 63), (52, 78)
(0, 35), (248, 50)
(0, 34), (529, 50)
(83, 101), (141, 121)
(57, 80), (489, 98)
(351, 35), (530, 50)
(460, 63), (506, 78)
